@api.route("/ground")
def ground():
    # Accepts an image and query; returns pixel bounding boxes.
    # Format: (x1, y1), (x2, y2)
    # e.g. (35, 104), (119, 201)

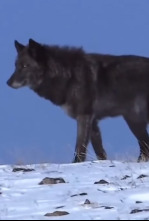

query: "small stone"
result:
(84, 199), (91, 204)
(104, 206), (114, 209)
(39, 177), (65, 185)
(80, 192), (87, 196)
(130, 208), (149, 214)
(71, 192), (87, 197)
(136, 201), (142, 204)
(94, 179), (109, 184)
(45, 211), (69, 216)
(121, 175), (131, 180)
(137, 174), (148, 179)
(55, 206), (65, 209)
(71, 194), (77, 197)
(12, 168), (35, 172)
(130, 209), (143, 214)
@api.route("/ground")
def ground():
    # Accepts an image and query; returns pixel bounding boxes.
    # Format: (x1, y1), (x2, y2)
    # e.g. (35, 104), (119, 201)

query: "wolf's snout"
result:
(7, 76), (21, 89)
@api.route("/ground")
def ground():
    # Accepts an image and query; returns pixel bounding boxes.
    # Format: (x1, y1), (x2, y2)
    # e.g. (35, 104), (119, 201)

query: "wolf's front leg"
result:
(91, 119), (107, 160)
(73, 115), (93, 163)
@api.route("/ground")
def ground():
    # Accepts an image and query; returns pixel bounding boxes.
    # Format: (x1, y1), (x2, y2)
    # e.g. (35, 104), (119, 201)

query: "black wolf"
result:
(7, 39), (149, 162)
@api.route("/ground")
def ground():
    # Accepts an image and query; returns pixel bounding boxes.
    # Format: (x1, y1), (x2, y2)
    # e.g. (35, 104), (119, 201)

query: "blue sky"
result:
(1, 0), (149, 164)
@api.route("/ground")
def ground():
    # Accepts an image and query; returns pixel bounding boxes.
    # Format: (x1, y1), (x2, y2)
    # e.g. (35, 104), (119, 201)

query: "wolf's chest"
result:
(60, 104), (76, 118)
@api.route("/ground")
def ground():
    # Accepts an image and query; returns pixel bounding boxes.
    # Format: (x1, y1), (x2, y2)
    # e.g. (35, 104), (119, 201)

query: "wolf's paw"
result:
(137, 153), (149, 162)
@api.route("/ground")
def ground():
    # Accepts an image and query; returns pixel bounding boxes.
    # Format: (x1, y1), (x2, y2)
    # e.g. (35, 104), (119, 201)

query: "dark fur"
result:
(7, 39), (149, 162)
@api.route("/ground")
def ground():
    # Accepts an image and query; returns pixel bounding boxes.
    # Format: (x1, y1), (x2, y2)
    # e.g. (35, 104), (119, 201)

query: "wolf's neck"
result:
(33, 76), (68, 106)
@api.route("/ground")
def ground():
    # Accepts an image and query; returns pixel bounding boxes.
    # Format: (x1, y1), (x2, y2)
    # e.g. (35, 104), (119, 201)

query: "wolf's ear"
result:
(28, 39), (42, 60)
(14, 40), (25, 53)
(29, 39), (41, 49)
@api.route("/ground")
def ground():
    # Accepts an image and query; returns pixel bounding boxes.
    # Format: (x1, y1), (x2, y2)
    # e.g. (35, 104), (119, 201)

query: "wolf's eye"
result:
(23, 64), (28, 68)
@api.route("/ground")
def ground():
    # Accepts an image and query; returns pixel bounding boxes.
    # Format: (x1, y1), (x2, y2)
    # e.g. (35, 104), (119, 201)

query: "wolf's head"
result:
(7, 39), (46, 89)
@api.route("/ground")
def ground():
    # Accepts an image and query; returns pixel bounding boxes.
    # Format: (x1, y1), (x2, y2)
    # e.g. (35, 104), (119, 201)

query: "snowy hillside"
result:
(0, 160), (149, 220)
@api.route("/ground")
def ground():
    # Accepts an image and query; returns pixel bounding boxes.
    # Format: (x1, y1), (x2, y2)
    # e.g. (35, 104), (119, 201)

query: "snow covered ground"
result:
(0, 160), (149, 220)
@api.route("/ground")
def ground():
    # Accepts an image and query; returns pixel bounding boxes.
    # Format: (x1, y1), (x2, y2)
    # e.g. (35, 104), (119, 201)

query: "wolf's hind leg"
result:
(124, 117), (149, 162)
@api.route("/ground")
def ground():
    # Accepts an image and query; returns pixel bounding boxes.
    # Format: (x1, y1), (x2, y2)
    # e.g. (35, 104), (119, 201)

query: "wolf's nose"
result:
(7, 78), (12, 86)
(7, 79), (11, 86)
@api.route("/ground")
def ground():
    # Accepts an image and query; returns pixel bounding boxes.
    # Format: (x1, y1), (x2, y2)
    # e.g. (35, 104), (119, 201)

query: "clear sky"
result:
(1, 0), (149, 164)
